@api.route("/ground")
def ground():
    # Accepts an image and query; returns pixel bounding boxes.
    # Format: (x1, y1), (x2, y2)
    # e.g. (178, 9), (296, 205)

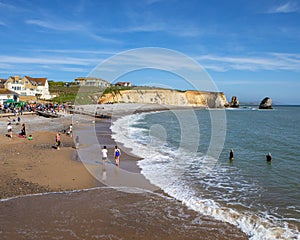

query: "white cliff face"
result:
(99, 89), (228, 108)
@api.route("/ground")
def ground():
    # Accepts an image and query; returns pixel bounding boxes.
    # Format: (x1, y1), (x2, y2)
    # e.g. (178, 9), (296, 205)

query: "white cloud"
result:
(2, 50), (300, 84)
(89, 33), (121, 44)
(0, 55), (100, 66)
(59, 67), (87, 72)
(26, 18), (120, 44)
(0, 1), (16, 10)
(216, 80), (259, 85)
(0, 69), (48, 76)
(195, 53), (300, 72)
(26, 19), (85, 32)
(89, 48), (220, 90)
(144, 0), (164, 5)
(111, 23), (166, 33)
(267, 2), (299, 14)
(33, 49), (118, 55)
(110, 22), (202, 37)
(0, 63), (12, 68)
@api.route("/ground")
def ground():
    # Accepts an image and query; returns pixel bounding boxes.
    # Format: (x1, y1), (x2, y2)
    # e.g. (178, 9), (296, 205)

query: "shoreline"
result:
(0, 104), (248, 239)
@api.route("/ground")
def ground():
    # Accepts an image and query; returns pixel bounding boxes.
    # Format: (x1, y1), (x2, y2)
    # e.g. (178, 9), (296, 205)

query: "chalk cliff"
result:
(98, 89), (228, 108)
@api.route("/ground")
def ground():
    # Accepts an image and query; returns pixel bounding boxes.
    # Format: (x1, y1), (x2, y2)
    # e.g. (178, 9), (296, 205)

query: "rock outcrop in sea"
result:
(229, 96), (239, 108)
(99, 89), (228, 108)
(259, 97), (273, 109)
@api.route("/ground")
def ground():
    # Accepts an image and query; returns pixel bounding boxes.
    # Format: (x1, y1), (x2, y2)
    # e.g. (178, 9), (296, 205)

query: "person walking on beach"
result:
(7, 122), (12, 138)
(114, 145), (121, 166)
(75, 136), (79, 149)
(69, 124), (73, 137)
(56, 132), (61, 150)
(20, 123), (26, 137)
(102, 146), (108, 161)
(229, 149), (234, 160)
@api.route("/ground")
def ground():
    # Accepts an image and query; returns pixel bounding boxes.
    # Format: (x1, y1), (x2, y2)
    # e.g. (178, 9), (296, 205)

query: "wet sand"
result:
(1, 188), (246, 240)
(0, 105), (248, 239)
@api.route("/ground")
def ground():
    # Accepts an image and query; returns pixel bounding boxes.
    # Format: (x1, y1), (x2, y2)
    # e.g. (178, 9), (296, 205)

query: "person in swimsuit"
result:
(114, 145), (121, 166)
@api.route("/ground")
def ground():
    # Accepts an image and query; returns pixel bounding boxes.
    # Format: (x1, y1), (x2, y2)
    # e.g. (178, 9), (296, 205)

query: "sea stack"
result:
(259, 97), (273, 109)
(229, 96), (239, 108)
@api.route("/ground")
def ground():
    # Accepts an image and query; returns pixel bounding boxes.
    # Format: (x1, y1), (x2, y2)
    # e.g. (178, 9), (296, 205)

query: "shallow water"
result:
(111, 106), (300, 239)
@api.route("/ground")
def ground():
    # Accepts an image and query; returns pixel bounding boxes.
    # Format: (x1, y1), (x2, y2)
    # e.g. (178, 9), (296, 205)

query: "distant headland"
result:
(0, 75), (273, 109)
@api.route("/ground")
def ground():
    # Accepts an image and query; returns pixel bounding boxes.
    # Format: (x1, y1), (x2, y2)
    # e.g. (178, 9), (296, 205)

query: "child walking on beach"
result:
(114, 146), (121, 166)
(102, 146), (108, 161)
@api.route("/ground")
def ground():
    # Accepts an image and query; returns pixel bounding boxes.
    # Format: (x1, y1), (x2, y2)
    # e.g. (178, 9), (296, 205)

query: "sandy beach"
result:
(0, 104), (248, 239)
(0, 114), (97, 198)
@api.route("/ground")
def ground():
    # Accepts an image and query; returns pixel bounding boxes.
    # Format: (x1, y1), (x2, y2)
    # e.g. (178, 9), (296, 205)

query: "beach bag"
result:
(115, 150), (120, 157)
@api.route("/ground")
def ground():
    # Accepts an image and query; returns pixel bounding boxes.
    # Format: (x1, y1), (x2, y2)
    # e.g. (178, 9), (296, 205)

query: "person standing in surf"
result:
(266, 152), (272, 162)
(229, 149), (234, 160)
(114, 145), (121, 166)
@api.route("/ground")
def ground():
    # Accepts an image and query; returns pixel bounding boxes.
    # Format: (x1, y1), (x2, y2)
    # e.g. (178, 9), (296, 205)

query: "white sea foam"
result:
(111, 112), (300, 240)
(0, 186), (154, 203)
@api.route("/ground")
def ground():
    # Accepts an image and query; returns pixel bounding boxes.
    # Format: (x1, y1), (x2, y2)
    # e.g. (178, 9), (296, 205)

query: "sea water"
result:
(111, 106), (300, 240)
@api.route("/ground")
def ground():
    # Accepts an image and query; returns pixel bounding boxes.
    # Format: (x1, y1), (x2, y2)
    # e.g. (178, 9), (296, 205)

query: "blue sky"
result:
(0, 0), (300, 104)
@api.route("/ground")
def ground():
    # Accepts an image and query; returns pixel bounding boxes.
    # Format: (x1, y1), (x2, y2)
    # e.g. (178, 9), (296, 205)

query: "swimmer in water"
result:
(229, 149), (234, 160)
(266, 152), (272, 162)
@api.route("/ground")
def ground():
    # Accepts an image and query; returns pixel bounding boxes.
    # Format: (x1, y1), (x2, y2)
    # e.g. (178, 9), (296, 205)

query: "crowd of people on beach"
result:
(1, 100), (73, 144)
(0, 102), (70, 115)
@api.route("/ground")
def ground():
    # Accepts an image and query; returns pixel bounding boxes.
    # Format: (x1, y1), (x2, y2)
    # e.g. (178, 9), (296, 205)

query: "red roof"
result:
(24, 76), (47, 86)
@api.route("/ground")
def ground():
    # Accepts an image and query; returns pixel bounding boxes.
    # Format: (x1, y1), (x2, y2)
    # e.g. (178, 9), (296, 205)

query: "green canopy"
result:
(4, 99), (15, 103)
(14, 101), (26, 107)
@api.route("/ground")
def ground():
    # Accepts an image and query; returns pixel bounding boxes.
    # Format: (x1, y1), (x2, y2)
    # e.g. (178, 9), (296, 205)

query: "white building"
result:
(4, 76), (53, 100)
